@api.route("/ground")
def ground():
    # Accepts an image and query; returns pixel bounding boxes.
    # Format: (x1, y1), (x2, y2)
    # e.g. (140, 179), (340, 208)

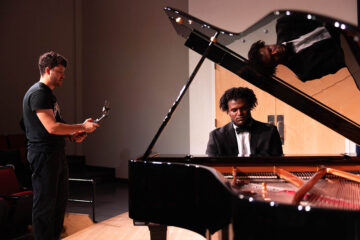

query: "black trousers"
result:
(28, 150), (68, 240)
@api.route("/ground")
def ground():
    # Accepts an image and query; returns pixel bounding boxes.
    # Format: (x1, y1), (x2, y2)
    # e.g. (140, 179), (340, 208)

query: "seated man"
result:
(247, 14), (345, 82)
(206, 87), (283, 157)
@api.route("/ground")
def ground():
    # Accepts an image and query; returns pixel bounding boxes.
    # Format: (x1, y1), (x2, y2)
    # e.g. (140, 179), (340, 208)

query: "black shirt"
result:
(22, 82), (65, 152)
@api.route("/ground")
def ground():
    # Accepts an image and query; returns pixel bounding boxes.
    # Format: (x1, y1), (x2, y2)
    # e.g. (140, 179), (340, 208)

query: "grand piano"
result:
(129, 7), (360, 240)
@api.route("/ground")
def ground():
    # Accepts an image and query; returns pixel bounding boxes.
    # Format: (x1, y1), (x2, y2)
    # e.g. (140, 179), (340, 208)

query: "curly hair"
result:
(248, 40), (276, 75)
(219, 87), (257, 112)
(38, 51), (67, 75)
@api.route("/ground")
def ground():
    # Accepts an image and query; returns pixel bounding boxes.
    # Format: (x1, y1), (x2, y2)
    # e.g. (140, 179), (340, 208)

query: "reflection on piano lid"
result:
(165, 7), (360, 145)
(129, 155), (360, 239)
(129, 8), (360, 240)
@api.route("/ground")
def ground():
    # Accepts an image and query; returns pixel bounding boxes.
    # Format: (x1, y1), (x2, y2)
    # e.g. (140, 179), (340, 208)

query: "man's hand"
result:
(82, 118), (99, 133)
(70, 132), (87, 143)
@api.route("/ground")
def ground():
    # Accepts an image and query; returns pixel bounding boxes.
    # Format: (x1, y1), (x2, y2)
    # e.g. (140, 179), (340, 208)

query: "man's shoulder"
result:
(25, 82), (52, 98)
(252, 120), (276, 131)
(210, 122), (233, 135)
(25, 82), (44, 95)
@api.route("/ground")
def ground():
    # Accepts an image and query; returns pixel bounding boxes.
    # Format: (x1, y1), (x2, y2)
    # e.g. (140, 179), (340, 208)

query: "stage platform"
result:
(63, 212), (208, 240)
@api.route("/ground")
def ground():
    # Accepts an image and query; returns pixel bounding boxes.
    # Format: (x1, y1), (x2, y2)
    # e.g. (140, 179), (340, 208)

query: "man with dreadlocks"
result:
(206, 87), (283, 157)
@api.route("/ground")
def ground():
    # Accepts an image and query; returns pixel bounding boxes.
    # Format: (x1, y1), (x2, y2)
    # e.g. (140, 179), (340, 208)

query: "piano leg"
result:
(205, 229), (211, 240)
(148, 224), (167, 240)
(213, 223), (232, 240)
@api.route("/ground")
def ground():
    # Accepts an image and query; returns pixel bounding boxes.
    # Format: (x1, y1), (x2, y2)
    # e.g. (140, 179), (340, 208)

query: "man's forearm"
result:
(36, 109), (98, 136)
(46, 122), (85, 135)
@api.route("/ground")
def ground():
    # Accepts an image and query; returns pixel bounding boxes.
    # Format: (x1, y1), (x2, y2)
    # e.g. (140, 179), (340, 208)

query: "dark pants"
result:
(28, 150), (68, 240)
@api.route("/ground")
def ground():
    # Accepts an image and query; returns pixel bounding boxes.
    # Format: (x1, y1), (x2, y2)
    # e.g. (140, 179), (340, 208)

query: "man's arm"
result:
(269, 126), (283, 156)
(206, 131), (219, 156)
(36, 109), (99, 135)
(69, 132), (88, 143)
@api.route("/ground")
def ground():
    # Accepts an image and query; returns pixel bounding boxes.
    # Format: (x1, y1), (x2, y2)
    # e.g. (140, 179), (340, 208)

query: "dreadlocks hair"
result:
(38, 51), (67, 76)
(219, 87), (257, 112)
(248, 40), (276, 75)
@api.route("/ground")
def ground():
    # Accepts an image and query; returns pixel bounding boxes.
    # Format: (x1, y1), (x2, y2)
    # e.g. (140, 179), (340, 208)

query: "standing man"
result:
(23, 51), (99, 240)
(206, 87), (283, 157)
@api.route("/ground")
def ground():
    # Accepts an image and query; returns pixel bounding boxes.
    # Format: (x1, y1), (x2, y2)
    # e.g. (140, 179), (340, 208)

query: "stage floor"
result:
(63, 212), (207, 240)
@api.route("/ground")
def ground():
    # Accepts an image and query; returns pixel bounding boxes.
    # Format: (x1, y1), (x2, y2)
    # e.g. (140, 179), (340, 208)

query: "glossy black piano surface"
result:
(129, 156), (360, 239)
(129, 7), (360, 240)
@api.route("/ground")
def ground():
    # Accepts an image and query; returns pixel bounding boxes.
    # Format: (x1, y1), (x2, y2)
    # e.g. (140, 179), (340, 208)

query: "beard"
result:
(50, 75), (62, 87)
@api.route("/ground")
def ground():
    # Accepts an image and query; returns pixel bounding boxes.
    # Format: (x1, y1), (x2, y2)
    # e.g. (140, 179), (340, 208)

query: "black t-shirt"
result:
(22, 82), (65, 152)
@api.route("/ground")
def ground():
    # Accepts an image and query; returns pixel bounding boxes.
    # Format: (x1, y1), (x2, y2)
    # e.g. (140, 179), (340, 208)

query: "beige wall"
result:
(188, 0), (357, 155)
(81, 0), (189, 178)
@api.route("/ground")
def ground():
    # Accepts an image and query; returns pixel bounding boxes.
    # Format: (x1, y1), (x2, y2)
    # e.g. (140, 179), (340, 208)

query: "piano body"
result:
(129, 7), (360, 240)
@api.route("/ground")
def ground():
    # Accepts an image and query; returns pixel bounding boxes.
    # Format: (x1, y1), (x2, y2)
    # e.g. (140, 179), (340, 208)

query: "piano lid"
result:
(164, 7), (360, 145)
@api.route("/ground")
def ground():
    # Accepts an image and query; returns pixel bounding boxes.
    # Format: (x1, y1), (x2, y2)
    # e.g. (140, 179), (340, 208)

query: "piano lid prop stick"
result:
(292, 168), (327, 204)
(142, 31), (220, 159)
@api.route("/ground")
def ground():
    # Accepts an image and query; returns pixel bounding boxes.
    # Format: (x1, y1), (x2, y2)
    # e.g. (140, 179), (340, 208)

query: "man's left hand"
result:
(70, 132), (87, 142)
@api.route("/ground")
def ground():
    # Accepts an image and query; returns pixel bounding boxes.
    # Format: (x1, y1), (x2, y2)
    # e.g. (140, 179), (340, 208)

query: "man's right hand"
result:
(82, 118), (100, 133)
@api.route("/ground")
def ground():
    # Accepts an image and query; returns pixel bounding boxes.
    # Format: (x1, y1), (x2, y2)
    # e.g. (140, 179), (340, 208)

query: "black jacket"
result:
(276, 14), (346, 82)
(206, 120), (283, 157)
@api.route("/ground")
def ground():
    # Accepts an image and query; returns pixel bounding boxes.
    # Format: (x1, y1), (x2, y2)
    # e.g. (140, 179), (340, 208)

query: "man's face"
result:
(49, 65), (65, 87)
(227, 98), (251, 126)
(259, 44), (286, 66)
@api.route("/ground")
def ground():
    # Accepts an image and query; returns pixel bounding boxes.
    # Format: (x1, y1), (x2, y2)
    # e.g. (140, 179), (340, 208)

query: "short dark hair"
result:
(248, 40), (276, 75)
(219, 87), (257, 112)
(38, 51), (67, 75)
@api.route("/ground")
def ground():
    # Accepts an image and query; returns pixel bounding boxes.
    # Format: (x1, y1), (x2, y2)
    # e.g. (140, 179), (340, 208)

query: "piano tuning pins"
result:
(176, 17), (183, 24)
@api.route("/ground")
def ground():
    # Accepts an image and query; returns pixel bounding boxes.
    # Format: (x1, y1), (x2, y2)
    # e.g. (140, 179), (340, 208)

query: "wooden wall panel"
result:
(215, 65), (348, 155)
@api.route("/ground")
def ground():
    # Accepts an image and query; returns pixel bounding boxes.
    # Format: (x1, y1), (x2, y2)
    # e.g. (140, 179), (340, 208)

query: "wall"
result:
(188, 0), (357, 155)
(0, 0), (81, 154)
(81, 0), (189, 178)
(0, 0), (189, 179)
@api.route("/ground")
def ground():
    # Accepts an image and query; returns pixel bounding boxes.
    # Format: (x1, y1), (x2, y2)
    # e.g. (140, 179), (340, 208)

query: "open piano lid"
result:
(164, 7), (360, 145)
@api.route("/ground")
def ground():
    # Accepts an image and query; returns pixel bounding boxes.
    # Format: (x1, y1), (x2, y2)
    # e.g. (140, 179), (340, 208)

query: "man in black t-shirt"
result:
(23, 51), (99, 240)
